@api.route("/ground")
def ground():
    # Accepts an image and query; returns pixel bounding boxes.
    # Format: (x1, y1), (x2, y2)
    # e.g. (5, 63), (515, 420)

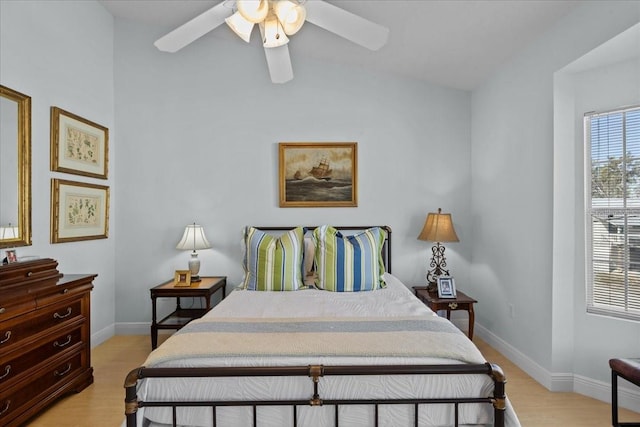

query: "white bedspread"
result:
(131, 274), (521, 427)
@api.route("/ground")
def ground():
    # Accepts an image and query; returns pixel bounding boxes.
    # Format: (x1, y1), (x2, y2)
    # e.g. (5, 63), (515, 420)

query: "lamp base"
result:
(425, 242), (451, 294)
(188, 252), (202, 282)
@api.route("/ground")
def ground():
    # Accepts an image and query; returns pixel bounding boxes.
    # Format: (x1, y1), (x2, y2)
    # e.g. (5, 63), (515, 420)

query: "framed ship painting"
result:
(279, 142), (357, 207)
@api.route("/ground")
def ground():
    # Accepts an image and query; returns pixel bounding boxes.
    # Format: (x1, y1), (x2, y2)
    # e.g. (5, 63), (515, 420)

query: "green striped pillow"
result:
(242, 226), (305, 291)
(312, 225), (387, 292)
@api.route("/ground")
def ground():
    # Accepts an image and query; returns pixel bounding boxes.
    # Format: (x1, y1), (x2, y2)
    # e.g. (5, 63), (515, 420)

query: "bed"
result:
(124, 225), (521, 427)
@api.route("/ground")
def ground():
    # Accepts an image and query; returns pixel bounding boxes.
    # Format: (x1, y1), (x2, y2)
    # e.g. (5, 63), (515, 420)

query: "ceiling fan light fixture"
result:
(260, 13), (289, 48)
(237, 0), (269, 24)
(274, 0), (306, 35)
(225, 11), (254, 43)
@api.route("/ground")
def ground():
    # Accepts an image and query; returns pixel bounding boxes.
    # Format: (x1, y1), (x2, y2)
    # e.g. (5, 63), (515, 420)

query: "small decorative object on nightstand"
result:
(173, 269), (191, 287)
(417, 208), (459, 293)
(437, 276), (456, 298)
(176, 223), (211, 282)
(413, 285), (477, 339)
(150, 276), (226, 349)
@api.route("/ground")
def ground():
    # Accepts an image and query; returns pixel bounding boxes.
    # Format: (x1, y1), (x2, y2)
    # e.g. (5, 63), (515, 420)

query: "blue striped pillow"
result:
(242, 227), (305, 291)
(312, 225), (387, 292)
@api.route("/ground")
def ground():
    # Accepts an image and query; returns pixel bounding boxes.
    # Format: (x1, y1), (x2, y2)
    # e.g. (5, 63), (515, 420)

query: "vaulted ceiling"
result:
(100, 0), (581, 90)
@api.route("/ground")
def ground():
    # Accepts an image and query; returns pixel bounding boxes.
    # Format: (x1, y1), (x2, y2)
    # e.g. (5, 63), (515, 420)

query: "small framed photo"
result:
(174, 270), (192, 287)
(5, 249), (17, 264)
(437, 276), (456, 298)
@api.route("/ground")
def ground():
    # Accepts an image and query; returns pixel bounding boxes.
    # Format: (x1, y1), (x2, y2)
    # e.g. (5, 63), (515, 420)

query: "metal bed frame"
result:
(124, 362), (507, 427)
(123, 226), (508, 427)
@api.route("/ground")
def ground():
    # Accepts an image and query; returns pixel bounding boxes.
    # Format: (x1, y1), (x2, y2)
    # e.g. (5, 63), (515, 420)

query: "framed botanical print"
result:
(279, 142), (357, 207)
(51, 107), (109, 179)
(51, 179), (109, 243)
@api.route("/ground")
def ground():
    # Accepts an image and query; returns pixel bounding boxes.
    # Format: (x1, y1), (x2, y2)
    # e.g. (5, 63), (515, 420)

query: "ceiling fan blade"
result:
(304, 0), (389, 51)
(154, 1), (232, 53)
(263, 45), (294, 84)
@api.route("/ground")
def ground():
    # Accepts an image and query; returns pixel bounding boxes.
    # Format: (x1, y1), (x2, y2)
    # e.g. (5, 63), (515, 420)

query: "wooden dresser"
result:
(0, 258), (95, 426)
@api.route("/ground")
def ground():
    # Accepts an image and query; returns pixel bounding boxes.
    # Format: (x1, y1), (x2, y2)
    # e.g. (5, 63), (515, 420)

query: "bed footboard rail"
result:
(124, 362), (507, 427)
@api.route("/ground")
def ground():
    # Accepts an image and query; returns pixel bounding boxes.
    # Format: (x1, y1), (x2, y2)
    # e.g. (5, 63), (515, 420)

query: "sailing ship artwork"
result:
(279, 143), (357, 207)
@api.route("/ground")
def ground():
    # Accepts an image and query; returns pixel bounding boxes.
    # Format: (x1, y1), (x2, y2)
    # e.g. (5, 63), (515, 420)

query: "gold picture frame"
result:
(174, 270), (192, 287)
(279, 142), (357, 207)
(51, 179), (109, 243)
(51, 106), (109, 179)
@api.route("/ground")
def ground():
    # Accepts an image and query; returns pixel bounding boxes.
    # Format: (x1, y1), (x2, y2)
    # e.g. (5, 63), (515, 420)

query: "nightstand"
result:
(413, 286), (477, 340)
(150, 276), (227, 349)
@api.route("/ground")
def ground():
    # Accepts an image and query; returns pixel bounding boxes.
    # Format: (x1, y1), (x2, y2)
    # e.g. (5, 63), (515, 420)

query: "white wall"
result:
(471, 0), (640, 408)
(0, 1), (116, 345)
(556, 52), (640, 404)
(112, 19), (473, 327)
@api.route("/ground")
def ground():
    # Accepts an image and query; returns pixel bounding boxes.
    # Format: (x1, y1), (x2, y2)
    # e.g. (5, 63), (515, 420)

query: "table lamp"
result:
(417, 208), (459, 292)
(0, 223), (19, 239)
(176, 223), (211, 282)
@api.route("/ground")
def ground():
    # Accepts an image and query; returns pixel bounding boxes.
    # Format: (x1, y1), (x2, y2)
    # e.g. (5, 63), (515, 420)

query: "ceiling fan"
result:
(154, 0), (389, 83)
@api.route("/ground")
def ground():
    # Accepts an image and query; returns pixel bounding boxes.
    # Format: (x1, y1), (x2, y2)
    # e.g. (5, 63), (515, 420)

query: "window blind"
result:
(586, 106), (640, 321)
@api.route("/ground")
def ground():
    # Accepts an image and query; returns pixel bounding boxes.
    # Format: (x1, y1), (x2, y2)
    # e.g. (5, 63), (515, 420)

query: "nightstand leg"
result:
(151, 296), (158, 349)
(468, 305), (475, 340)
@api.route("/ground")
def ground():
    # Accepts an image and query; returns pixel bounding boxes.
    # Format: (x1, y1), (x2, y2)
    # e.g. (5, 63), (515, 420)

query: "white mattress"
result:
(130, 274), (521, 427)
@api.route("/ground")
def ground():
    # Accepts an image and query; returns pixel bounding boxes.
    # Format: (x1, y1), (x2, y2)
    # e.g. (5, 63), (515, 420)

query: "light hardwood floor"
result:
(26, 335), (639, 426)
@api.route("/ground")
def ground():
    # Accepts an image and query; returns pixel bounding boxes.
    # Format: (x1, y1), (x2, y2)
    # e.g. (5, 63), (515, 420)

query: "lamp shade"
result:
(274, 0), (306, 35)
(237, 0), (269, 24)
(417, 208), (459, 243)
(0, 225), (19, 239)
(176, 224), (211, 251)
(225, 11), (255, 43)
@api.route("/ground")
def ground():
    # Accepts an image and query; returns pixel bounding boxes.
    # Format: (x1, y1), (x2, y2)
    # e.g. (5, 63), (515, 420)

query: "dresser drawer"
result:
(0, 352), (83, 424)
(0, 299), (84, 352)
(35, 282), (91, 308)
(0, 299), (36, 323)
(0, 326), (83, 387)
(0, 258), (60, 288)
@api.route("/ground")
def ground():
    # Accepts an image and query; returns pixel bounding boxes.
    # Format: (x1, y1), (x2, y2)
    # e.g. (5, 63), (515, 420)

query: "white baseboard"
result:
(475, 322), (640, 413)
(91, 323), (115, 348)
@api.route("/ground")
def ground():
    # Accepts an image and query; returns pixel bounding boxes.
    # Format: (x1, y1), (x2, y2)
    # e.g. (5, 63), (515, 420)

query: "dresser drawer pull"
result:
(0, 400), (10, 416)
(54, 363), (72, 377)
(0, 307), (5, 314)
(53, 307), (73, 319)
(448, 302), (458, 310)
(0, 365), (11, 380)
(0, 331), (11, 344)
(54, 335), (72, 348)
(62, 288), (69, 294)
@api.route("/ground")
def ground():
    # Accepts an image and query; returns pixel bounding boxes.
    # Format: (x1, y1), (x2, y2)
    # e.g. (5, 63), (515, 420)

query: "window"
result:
(586, 106), (640, 321)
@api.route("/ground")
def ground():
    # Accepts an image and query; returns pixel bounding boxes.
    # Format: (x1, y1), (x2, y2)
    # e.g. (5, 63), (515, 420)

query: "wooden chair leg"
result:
(613, 369), (619, 427)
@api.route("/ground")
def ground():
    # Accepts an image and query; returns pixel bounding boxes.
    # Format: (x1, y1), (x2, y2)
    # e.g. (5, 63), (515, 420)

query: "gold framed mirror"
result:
(0, 85), (32, 248)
